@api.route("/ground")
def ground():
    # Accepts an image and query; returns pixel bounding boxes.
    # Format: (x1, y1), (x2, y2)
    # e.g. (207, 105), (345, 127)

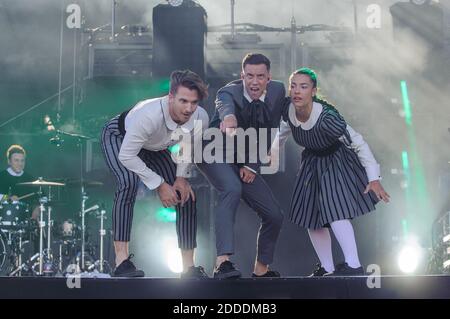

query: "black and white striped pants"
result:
(100, 115), (197, 249)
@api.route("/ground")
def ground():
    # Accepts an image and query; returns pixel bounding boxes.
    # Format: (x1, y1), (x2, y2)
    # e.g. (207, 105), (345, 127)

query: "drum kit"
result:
(0, 177), (112, 277)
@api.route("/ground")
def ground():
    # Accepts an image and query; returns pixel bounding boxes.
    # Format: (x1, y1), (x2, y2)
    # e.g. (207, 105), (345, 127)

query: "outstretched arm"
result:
(341, 125), (390, 203)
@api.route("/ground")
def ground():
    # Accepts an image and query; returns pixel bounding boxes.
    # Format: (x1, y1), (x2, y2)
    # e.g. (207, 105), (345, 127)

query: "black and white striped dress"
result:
(286, 103), (379, 229)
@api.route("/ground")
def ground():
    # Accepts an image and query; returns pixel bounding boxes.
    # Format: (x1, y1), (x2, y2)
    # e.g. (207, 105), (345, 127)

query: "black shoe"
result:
(180, 266), (209, 279)
(113, 254), (145, 278)
(331, 262), (365, 276)
(213, 261), (241, 279)
(309, 263), (333, 277)
(252, 270), (281, 278)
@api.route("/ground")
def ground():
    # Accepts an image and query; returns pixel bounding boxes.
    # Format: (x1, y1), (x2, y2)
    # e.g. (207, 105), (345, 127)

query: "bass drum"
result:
(0, 232), (13, 275)
(0, 201), (30, 230)
(53, 219), (81, 242)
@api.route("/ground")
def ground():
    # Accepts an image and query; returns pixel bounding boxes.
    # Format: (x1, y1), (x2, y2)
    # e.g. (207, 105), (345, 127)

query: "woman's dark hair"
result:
(289, 67), (338, 111)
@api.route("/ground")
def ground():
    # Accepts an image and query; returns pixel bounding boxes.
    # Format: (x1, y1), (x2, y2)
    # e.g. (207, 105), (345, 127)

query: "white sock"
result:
(330, 220), (361, 268)
(308, 228), (334, 272)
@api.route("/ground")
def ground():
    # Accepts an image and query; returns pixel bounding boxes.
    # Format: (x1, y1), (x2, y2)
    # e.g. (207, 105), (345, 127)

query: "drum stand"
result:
(79, 194), (100, 271)
(9, 178), (64, 277)
(99, 208), (106, 273)
(80, 185), (87, 271)
(37, 189), (47, 275)
(8, 229), (26, 277)
(36, 185), (56, 276)
(47, 189), (53, 266)
(89, 207), (110, 273)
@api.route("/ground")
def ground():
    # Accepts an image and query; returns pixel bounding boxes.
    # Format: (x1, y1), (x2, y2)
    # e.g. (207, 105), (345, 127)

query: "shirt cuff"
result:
(223, 114), (237, 120)
(243, 165), (257, 174)
(366, 164), (381, 182)
(142, 176), (164, 190)
(176, 163), (191, 178)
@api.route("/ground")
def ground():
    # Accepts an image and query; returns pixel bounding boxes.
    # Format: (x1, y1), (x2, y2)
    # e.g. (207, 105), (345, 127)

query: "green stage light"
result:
(400, 81), (412, 126)
(168, 144), (180, 154)
(156, 207), (177, 223)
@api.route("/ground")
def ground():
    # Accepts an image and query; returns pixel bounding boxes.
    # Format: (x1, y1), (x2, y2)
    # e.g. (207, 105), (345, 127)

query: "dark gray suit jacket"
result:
(209, 79), (286, 172)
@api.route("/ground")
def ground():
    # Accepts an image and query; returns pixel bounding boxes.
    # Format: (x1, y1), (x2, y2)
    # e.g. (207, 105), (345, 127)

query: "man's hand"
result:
(157, 182), (180, 208)
(173, 177), (196, 206)
(240, 167), (256, 184)
(220, 115), (238, 136)
(267, 149), (280, 173)
(364, 180), (390, 203)
(10, 195), (19, 202)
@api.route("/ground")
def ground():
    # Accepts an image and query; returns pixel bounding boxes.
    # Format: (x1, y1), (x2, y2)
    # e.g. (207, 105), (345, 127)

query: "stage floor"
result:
(1, 275), (449, 299)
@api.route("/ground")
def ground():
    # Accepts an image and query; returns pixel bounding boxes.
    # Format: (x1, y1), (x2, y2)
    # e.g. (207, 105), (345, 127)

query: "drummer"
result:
(0, 144), (39, 219)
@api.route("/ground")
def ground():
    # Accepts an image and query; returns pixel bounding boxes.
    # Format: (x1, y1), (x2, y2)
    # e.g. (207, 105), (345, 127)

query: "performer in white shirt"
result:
(270, 68), (390, 276)
(101, 70), (209, 278)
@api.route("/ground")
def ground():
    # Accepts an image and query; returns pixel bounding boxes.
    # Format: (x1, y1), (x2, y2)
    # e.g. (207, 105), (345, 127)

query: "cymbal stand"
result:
(80, 185), (87, 270)
(46, 186), (53, 265)
(17, 230), (23, 277)
(17, 230), (24, 276)
(59, 244), (63, 273)
(37, 185), (47, 276)
(95, 207), (108, 272)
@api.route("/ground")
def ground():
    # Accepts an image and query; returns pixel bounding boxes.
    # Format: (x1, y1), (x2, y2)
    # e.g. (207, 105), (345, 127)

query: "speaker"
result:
(390, 1), (445, 48)
(152, 1), (207, 79)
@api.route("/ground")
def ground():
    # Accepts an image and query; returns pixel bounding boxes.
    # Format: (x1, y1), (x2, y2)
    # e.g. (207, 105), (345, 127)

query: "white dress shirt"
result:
(271, 102), (381, 182)
(119, 96), (209, 190)
(242, 83), (267, 173)
(7, 167), (24, 177)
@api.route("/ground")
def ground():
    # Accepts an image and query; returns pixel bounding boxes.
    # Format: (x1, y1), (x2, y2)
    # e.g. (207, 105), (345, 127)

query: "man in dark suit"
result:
(197, 53), (285, 278)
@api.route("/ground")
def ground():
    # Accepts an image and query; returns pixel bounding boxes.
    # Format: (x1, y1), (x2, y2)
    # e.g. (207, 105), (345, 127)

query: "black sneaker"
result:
(309, 263), (333, 277)
(251, 270), (281, 278)
(180, 266), (209, 279)
(113, 254), (145, 277)
(331, 262), (365, 276)
(213, 261), (241, 279)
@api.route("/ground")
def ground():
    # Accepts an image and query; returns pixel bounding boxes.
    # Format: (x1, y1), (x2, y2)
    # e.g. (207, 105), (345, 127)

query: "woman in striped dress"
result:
(271, 68), (390, 276)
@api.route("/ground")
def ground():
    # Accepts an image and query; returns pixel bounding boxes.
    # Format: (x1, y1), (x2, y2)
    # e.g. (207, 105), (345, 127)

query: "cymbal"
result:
(16, 179), (65, 187)
(65, 179), (104, 188)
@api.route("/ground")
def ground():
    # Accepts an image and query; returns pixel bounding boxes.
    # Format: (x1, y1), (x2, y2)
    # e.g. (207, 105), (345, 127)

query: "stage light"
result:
(443, 234), (450, 243)
(398, 237), (422, 274)
(167, 0), (183, 7)
(156, 207), (176, 223)
(444, 259), (450, 269)
(164, 237), (183, 273)
(168, 144), (180, 155)
(44, 115), (55, 131)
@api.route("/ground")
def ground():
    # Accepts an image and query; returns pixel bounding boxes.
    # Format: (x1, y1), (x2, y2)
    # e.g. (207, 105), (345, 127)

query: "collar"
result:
(7, 167), (24, 177)
(288, 101), (323, 130)
(161, 95), (199, 132)
(243, 82), (266, 103)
